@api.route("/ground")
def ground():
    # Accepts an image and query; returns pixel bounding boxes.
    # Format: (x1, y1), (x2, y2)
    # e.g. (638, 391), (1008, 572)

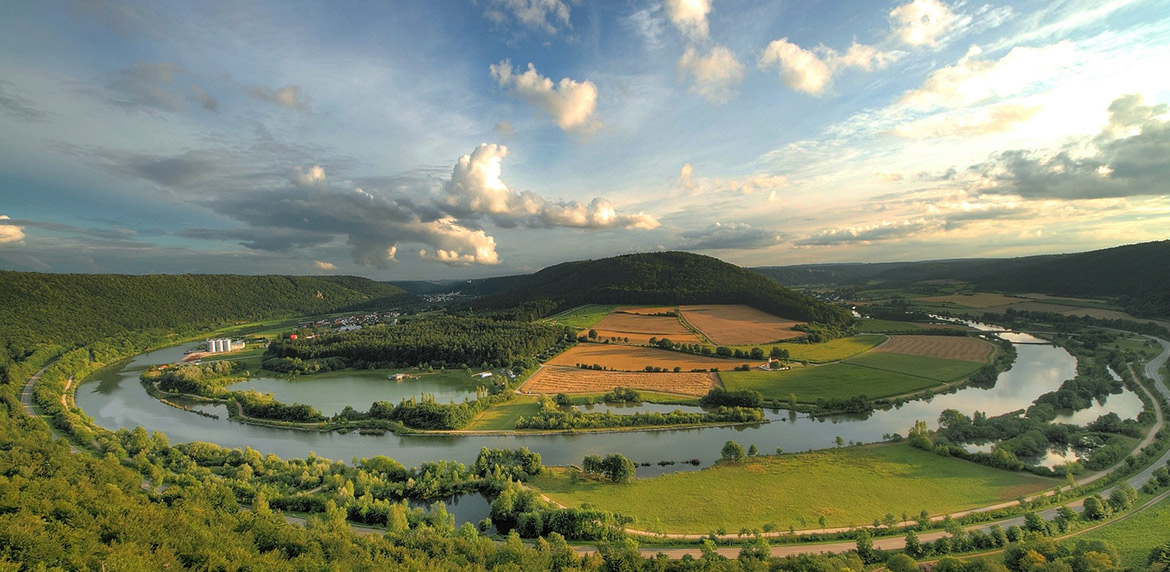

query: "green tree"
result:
(888, 553), (919, 572)
(747, 443), (758, 456)
(721, 440), (745, 462)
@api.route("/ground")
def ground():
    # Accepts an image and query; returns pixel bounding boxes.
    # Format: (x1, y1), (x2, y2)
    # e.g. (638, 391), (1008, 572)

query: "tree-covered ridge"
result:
(265, 316), (576, 370)
(0, 271), (416, 361)
(473, 251), (852, 325)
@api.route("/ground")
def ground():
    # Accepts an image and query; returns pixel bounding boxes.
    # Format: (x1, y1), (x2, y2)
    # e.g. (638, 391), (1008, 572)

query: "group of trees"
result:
(700, 387), (764, 408)
(581, 453), (637, 483)
(265, 316), (576, 371)
(515, 406), (764, 430)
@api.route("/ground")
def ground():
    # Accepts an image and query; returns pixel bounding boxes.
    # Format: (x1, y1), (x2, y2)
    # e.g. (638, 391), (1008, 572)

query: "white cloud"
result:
(442, 144), (660, 230)
(0, 215), (25, 245)
(889, 0), (959, 47)
(758, 39), (896, 96)
(417, 218), (500, 265)
(245, 84), (311, 112)
(490, 60), (601, 133)
(891, 103), (1042, 138)
(901, 42), (1076, 110)
(313, 260), (337, 270)
(483, 0), (572, 34)
(679, 163), (786, 199)
(292, 165), (327, 188)
(664, 0), (711, 41)
(677, 45), (745, 104)
(758, 39), (832, 95)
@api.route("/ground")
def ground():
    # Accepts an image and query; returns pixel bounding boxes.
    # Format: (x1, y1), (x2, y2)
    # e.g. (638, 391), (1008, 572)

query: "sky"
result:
(1, 0), (1168, 280)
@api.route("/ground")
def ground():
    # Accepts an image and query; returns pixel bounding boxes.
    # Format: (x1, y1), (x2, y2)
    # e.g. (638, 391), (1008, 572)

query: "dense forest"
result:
(265, 316), (576, 370)
(0, 271), (416, 363)
(472, 251), (852, 325)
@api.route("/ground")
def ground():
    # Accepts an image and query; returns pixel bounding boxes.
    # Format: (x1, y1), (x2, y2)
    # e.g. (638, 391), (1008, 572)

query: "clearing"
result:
(679, 305), (806, 346)
(874, 335), (996, 363)
(545, 305), (617, 330)
(522, 365), (719, 397)
(465, 395), (542, 431)
(531, 443), (1055, 534)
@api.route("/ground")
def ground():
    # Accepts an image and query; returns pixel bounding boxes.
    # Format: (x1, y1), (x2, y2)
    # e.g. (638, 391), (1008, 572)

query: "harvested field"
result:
(586, 312), (702, 345)
(874, 335), (995, 363)
(679, 304), (805, 345)
(548, 344), (740, 371)
(522, 365), (719, 396)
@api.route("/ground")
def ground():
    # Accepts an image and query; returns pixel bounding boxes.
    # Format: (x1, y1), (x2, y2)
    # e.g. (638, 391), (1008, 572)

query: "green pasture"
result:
(844, 352), (987, 381)
(531, 443), (1055, 534)
(544, 305), (617, 330)
(1076, 493), (1170, 569)
(719, 363), (944, 402)
(771, 335), (887, 363)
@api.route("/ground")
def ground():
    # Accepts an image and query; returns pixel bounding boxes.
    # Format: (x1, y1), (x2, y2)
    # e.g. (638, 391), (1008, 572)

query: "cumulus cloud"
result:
(0, 215), (25, 245)
(417, 218), (500, 266)
(677, 45), (744, 104)
(902, 42), (1075, 110)
(889, 0), (959, 47)
(970, 95), (1170, 200)
(680, 222), (782, 250)
(441, 143), (659, 229)
(245, 84), (311, 112)
(757, 39), (893, 96)
(483, 0), (571, 34)
(664, 0), (711, 41)
(490, 60), (601, 133)
(293, 165), (328, 188)
(313, 260), (337, 271)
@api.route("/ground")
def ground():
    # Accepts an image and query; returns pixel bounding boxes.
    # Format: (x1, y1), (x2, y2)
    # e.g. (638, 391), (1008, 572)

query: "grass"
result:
(1105, 336), (1163, 361)
(545, 305), (617, 330)
(1075, 493), (1170, 569)
(772, 335), (887, 363)
(843, 352), (986, 382)
(719, 363), (946, 402)
(530, 443), (1055, 534)
(855, 318), (933, 333)
(465, 395), (542, 430)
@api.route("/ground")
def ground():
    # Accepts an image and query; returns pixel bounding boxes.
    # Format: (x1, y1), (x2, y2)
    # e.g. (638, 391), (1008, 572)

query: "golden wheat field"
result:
(873, 335), (995, 362)
(522, 365), (719, 396)
(678, 304), (805, 345)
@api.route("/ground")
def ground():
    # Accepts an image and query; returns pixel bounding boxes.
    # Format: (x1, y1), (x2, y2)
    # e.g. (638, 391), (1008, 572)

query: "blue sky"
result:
(1, 0), (1168, 279)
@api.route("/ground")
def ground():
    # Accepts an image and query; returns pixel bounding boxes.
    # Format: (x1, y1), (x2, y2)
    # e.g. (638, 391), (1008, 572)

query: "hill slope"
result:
(475, 251), (851, 324)
(0, 272), (416, 361)
(753, 240), (1170, 318)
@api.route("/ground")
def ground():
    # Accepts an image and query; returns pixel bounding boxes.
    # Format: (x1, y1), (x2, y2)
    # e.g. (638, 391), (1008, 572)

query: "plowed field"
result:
(585, 312), (702, 345)
(548, 344), (740, 371)
(873, 335), (994, 363)
(522, 365), (719, 396)
(679, 304), (805, 345)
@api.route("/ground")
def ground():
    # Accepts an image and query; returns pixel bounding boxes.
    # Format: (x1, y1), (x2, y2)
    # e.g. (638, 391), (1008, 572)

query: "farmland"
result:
(531, 443), (1055, 534)
(547, 344), (738, 371)
(770, 335), (886, 363)
(521, 365), (719, 397)
(679, 304), (806, 345)
(1075, 493), (1170, 569)
(544, 304), (616, 330)
(719, 362), (947, 402)
(873, 335), (995, 362)
(843, 351), (987, 381)
(917, 292), (1027, 308)
(588, 310), (702, 345)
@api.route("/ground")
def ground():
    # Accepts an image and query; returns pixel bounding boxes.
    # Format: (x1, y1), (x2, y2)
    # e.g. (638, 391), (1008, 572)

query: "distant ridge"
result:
(753, 240), (1170, 318)
(472, 251), (851, 324)
(0, 272), (416, 360)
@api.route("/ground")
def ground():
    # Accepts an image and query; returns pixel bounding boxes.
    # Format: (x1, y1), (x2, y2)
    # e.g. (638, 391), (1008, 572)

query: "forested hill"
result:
(472, 251), (852, 325)
(0, 271), (416, 362)
(753, 240), (1170, 318)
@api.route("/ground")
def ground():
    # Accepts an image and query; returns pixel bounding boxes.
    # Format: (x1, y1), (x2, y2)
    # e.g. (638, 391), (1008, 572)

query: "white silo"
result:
(214, 339), (223, 353)
(224, 339), (232, 352)
(207, 339), (216, 353)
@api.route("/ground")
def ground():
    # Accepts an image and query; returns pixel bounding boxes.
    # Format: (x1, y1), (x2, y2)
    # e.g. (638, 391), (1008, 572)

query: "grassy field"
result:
(531, 443), (1055, 533)
(1075, 493), (1170, 569)
(761, 335), (886, 363)
(844, 352), (986, 382)
(465, 395), (542, 430)
(915, 293), (1028, 309)
(545, 305), (617, 330)
(1104, 336), (1163, 361)
(855, 318), (934, 333)
(719, 363), (945, 402)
